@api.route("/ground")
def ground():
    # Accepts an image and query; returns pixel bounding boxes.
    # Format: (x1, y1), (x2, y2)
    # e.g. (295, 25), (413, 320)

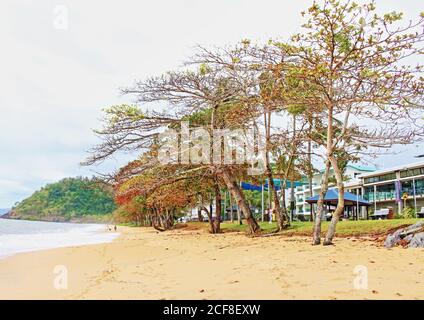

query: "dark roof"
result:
(305, 189), (371, 206)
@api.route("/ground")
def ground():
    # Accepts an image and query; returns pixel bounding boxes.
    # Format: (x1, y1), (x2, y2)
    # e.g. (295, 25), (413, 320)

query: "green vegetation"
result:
(398, 207), (416, 219)
(83, 0), (424, 242)
(10, 177), (116, 222)
(219, 219), (421, 237)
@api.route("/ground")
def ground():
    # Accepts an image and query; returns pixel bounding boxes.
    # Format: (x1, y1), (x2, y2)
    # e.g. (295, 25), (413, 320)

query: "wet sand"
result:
(0, 226), (423, 299)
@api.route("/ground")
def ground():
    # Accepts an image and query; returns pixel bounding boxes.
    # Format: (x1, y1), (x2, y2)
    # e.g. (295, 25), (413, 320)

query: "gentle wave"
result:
(0, 219), (119, 259)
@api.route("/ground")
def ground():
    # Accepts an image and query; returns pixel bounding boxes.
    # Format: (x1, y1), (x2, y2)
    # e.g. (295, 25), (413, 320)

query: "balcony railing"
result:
(364, 191), (396, 202)
(364, 185), (424, 202)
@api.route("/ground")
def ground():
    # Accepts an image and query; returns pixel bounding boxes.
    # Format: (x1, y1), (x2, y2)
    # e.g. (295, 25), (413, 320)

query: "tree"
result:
(83, 0), (424, 243)
(278, 0), (424, 245)
(189, 43), (306, 231)
(114, 160), (206, 231)
(120, 65), (262, 234)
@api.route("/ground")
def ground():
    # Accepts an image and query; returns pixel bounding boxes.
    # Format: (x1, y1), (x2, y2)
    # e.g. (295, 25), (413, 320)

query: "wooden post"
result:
(223, 190), (227, 221)
(261, 183), (264, 222)
(267, 179), (271, 211)
(229, 192), (234, 223)
(237, 181), (242, 225)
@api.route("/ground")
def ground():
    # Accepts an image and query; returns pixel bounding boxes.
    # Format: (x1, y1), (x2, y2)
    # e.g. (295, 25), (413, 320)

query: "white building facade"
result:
(293, 161), (424, 218)
(293, 164), (375, 218)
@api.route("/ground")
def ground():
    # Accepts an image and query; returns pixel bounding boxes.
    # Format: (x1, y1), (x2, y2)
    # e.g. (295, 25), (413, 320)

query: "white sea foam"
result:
(0, 219), (119, 259)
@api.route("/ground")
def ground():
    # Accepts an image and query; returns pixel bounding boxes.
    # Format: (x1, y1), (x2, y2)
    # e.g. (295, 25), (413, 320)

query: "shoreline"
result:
(0, 226), (423, 300)
(0, 219), (119, 260)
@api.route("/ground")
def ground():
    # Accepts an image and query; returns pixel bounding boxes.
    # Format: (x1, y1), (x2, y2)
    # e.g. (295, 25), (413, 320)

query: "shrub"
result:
(400, 207), (416, 219)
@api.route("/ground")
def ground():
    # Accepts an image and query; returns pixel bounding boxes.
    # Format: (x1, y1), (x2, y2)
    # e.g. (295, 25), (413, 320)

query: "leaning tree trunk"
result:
(236, 193), (242, 225)
(229, 192), (234, 223)
(213, 183), (222, 233)
(201, 206), (215, 234)
(308, 140), (314, 222)
(263, 108), (289, 231)
(151, 207), (175, 232)
(220, 168), (260, 234)
(280, 179), (288, 219)
(152, 208), (166, 232)
(307, 115), (314, 222)
(312, 159), (331, 245)
(164, 209), (175, 230)
(323, 156), (345, 245)
(290, 179), (296, 222)
(313, 102), (334, 245)
(266, 163), (289, 231)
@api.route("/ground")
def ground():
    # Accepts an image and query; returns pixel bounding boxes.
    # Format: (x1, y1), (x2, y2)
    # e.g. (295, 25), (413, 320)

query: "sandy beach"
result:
(0, 226), (423, 300)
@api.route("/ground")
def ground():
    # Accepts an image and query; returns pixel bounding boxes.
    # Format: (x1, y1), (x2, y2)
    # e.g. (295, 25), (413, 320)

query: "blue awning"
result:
(305, 189), (371, 206)
(241, 180), (306, 192)
(241, 182), (263, 192)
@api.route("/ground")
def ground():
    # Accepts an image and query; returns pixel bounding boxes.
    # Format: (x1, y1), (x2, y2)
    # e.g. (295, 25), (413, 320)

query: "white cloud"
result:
(0, 0), (423, 206)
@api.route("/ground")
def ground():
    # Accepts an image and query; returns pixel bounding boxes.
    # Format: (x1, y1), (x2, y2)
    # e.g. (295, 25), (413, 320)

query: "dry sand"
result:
(0, 226), (423, 300)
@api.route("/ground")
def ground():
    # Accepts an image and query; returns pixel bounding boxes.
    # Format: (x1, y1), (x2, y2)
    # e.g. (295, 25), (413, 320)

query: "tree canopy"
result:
(83, 0), (424, 242)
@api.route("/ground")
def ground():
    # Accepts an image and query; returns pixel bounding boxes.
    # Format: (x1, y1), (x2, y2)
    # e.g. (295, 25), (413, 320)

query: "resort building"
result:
(357, 161), (424, 215)
(293, 164), (375, 218)
(293, 160), (424, 218)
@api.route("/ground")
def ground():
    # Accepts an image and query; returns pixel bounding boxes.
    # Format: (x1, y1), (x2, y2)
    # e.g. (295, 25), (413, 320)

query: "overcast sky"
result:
(0, 0), (423, 208)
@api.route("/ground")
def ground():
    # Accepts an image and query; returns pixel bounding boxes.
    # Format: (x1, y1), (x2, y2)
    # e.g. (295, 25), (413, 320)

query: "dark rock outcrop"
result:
(409, 232), (424, 248)
(385, 221), (424, 248)
(384, 229), (403, 248)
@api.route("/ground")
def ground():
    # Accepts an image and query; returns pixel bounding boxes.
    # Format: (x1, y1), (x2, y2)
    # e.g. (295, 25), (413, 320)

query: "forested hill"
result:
(8, 177), (116, 222)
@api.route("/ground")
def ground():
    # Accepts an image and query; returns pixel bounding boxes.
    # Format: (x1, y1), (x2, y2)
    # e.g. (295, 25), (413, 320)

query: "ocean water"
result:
(0, 219), (119, 259)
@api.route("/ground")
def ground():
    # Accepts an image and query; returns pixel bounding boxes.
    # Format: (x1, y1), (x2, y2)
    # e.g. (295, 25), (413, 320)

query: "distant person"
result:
(114, 225), (117, 232)
(269, 209), (273, 224)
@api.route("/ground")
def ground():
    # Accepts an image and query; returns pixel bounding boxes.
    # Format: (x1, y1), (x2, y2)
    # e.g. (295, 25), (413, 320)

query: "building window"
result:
(415, 179), (424, 197)
(376, 183), (396, 201)
(400, 167), (424, 178)
(364, 183), (396, 202)
(364, 172), (396, 184)
(401, 180), (414, 197)
(363, 186), (374, 201)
